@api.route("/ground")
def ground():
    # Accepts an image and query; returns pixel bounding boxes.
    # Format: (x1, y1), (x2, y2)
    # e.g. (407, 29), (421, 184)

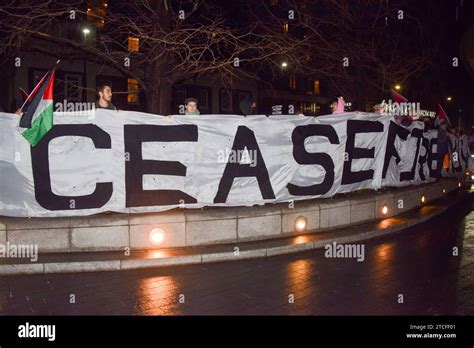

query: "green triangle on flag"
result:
(19, 61), (59, 146)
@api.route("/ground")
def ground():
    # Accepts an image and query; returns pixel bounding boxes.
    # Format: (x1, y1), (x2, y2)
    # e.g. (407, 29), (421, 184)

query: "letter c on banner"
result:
(31, 124), (113, 210)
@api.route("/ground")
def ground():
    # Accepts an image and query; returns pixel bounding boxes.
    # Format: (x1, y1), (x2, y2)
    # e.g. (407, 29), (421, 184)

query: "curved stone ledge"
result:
(0, 178), (464, 253)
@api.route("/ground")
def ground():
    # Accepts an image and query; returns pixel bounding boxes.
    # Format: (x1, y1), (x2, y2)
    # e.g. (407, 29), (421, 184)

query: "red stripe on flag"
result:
(390, 90), (408, 104)
(44, 70), (55, 100)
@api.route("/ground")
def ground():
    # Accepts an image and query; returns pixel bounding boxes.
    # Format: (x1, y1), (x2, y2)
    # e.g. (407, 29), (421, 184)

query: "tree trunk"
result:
(158, 85), (172, 115)
(145, 55), (173, 115)
(145, 81), (172, 115)
(144, 0), (173, 115)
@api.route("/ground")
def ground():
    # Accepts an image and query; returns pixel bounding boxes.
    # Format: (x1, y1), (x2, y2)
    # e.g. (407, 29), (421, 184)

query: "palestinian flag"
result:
(390, 90), (408, 104)
(435, 104), (451, 127)
(19, 61), (59, 146)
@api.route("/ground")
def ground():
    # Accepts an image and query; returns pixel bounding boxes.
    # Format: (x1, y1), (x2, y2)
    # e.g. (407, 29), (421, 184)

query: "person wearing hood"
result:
(239, 96), (257, 116)
(331, 96), (345, 114)
(436, 120), (450, 177)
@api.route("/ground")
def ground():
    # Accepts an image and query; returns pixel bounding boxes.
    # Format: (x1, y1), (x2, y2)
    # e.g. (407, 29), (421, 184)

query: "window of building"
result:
(128, 37), (139, 52)
(64, 74), (82, 102)
(127, 78), (139, 104)
(220, 89), (233, 112)
(176, 88), (187, 108)
(289, 75), (296, 91)
(313, 80), (320, 95)
(300, 102), (305, 114)
(87, 0), (107, 29)
(283, 20), (289, 33)
(32, 70), (49, 89)
(198, 88), (209, 110)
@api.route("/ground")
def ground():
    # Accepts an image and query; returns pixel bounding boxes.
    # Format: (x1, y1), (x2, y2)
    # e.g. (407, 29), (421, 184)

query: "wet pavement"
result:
(0, 196), (473, 316)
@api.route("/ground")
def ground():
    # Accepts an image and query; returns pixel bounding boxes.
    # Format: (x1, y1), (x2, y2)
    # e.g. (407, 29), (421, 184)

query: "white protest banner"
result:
(0, 110), (467, 217)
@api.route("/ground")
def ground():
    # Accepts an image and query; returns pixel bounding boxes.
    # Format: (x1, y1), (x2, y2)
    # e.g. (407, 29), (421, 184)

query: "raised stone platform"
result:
(0, 178), (464, 255)
(0, 180), (470, 276)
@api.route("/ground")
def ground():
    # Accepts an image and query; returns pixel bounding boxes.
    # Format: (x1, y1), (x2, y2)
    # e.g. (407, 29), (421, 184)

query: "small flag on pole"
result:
(19, 60), (59, 146)
(435, 104), (451, 127)
(390, 90), (408, 104)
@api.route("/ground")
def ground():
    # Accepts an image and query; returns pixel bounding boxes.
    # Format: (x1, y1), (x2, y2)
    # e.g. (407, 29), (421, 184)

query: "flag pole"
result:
(20, 59), (60, 111)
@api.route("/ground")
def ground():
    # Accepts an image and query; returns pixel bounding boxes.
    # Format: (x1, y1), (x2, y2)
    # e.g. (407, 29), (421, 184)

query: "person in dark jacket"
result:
(239, 96), (257, 116)
(95, 84), (117, 110)
(436, 120), (450, 178)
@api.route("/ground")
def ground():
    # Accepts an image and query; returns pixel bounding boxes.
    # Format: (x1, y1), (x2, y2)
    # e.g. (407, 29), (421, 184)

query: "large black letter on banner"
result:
(342, 120), (384, 185)
(124, 125), (198, 207)
(461, 138), (469, 169)
(382, 121), (410, 179)
(418, 135), (430, 181)
(287, 124), (339, 196)
(427, 136), (441, 178)
(400, 127), (423, 181)
(214, 126), (275, 203)
(450, 137), (465, 173)
(31, 124), (113, 210)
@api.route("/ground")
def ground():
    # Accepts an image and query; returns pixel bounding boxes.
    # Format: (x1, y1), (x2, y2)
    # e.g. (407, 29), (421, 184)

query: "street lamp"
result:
(82, 28), (90, 39)
(281, 61), (288, 68)
(446, 96), (452, 101)
(394, 84), (401, 91)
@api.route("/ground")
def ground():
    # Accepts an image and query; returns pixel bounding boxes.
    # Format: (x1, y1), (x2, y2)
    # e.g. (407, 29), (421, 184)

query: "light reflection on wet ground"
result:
(0, 197), (473, 315)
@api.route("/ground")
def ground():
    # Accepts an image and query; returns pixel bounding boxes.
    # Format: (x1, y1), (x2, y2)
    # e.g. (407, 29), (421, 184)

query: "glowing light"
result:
(82, 28), (90, 35)
(446, 96), (452, 101)
(381, 205), (388, 215)
(281, 62), (288, 68)
(420, 195), (426, 204)
(458, 182), (462, 188)
(294, 236), (309, 244)
(442, 188), (446, 194)
(149, 228), (165, 245)
(294, 216), (307, 232)
(395, 84), (401, 90)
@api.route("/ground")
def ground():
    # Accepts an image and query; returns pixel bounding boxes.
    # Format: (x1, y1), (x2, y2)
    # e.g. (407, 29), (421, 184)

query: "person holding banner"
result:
(184, 97), (200, 115)
(331, 96), (345, 114)
(239, 96), (257, 116)
(95, 84), (117, 111)
(437, 120), (450, 175)
(372, 104), (384, 114)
